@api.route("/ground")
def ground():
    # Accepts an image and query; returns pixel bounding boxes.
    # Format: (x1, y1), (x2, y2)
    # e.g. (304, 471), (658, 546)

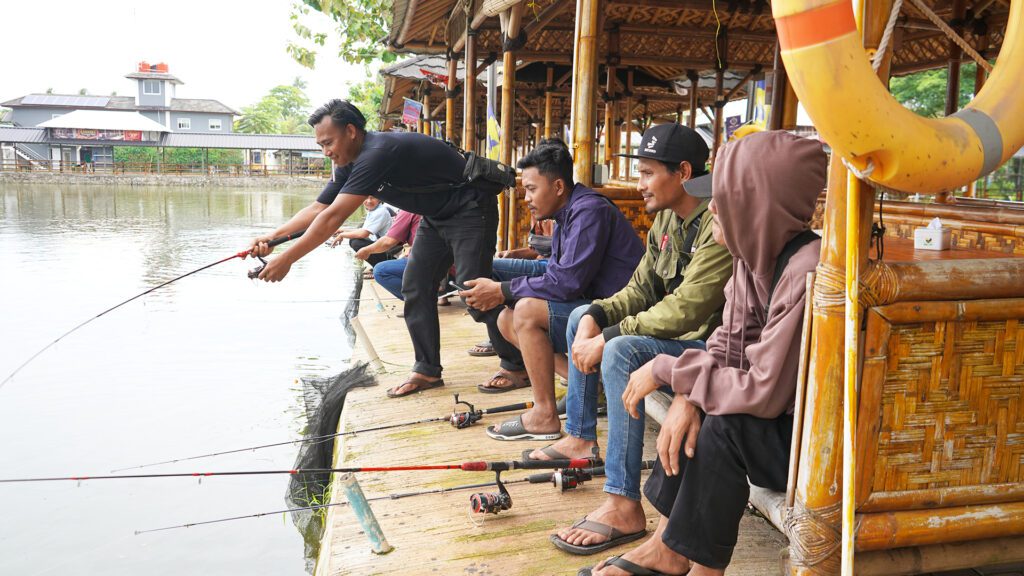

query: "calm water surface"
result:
(0, 184), (361, 575)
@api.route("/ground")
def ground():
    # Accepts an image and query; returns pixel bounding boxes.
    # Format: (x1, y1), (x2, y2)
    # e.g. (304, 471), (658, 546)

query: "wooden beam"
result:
(500, 2), (525, 251)
(687, 70), (698, 129)
(711, 68), (724, 163)
(463, 28), (478, 149)
(445, 55), (458, 142)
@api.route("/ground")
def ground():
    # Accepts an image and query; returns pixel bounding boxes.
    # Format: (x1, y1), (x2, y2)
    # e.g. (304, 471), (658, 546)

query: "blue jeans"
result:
(492, 258), (547, 282)
(564, 304), (705, 500)
(373, 258), (407, 300)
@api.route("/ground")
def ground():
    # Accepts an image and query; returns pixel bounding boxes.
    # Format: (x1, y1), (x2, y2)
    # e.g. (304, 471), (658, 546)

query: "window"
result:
(143, 80), (161, 95)
(208, 119), (222, 131)
(177, 118), (191, 130)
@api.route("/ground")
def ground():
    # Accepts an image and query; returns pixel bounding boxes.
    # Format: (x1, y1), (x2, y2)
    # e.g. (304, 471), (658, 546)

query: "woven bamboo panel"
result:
(857, 301), (1024, 512)
(885, 220), (1024, 256)
(510, 194), (651, 249)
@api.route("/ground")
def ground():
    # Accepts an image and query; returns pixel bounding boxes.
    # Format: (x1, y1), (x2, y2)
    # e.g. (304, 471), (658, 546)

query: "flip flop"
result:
(486, 415), (561, 441)
(521, 445), (570, 462)
(552, 519), (647, 556)
(576, 554), (688, 576)
(477, 370), (531, 394)
(386, 376), (444, 398)
(467, 341), (497, 357)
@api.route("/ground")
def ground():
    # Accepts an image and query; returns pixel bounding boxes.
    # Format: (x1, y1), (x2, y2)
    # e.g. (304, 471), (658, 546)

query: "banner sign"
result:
(401, 98), (423, 126)
(51, 128), (150, 141)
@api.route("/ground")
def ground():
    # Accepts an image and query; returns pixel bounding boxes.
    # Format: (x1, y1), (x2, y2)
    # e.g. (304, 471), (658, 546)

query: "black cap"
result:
(619, 123), (710, 175)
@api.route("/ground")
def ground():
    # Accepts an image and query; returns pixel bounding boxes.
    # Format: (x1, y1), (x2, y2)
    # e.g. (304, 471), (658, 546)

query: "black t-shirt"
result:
(316, 131), (475, 218)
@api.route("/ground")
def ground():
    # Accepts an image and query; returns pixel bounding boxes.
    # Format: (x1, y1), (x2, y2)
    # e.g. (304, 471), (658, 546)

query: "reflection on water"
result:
(0, 183), (361, 575)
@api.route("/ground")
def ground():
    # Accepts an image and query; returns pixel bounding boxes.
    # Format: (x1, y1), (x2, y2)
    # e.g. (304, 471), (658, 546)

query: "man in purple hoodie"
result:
(462, 139), (644, 441)
(579, 131), (826, 576)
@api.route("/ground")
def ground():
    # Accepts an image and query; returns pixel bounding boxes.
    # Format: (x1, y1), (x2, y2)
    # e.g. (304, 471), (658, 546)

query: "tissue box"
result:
(914, 227), (951, 250)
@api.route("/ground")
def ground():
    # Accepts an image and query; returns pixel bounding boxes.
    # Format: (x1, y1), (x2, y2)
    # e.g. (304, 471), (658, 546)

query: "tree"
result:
(234, 78), (314, 134)
(287, 0), (395, 67)
(889, 63), (979, 118)
(347, 77), (385, 130)
(78, 88), (88, 95)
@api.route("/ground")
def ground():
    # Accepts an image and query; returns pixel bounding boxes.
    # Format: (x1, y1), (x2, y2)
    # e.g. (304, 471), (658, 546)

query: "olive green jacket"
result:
(587, 199), (732, 341)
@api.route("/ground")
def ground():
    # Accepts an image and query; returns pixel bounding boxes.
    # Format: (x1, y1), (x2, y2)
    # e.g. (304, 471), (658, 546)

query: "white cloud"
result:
(1, 0), (374, 113)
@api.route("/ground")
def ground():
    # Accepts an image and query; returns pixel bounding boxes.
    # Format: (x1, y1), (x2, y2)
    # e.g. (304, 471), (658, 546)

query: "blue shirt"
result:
(502, 184), (644, 302)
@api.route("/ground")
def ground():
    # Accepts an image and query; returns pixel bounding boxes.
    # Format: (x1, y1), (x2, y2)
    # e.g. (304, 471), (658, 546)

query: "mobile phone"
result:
(449, 280), (469, 291)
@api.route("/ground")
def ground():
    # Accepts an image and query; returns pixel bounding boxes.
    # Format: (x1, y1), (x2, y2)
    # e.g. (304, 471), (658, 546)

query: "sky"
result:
(1, 0), (373, 113)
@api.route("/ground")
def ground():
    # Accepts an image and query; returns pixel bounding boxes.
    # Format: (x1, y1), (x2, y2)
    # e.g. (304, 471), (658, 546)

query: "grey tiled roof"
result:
(0, 127), (47, 143)
(162, 132), (318, 150)
(171, 98), (241, 116)
(125, 72), (184, 84)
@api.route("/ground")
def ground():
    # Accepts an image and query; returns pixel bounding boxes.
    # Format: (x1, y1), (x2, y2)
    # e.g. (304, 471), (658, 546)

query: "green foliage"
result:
(287, 0), (394, 67)
(78, 88), (88, 95)
(889, 63), (979, 118)
(235, 78), (314, 135)
(113, 147), (243, 165)
(347, 78), (385, 130)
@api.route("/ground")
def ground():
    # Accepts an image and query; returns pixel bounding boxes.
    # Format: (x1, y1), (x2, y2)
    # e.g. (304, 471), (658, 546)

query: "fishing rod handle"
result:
(483, 401), (535, 415)
(267, 229), (306, 248)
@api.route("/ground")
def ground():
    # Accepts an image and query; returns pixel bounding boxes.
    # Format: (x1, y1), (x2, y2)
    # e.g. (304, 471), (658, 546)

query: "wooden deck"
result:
(315, 291), (789, 576)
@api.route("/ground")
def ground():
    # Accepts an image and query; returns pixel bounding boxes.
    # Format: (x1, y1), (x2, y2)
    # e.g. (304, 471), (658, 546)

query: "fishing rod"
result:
(0, 456), (602, 485)
(0, 229), (307, 388)
(110, 393), (532, 473)
(136, 463), (645, 535)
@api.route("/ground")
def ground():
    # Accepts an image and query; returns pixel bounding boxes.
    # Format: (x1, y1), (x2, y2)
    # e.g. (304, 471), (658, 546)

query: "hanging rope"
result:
(905, 0), (993, 72)
(871, 0), (904, 72)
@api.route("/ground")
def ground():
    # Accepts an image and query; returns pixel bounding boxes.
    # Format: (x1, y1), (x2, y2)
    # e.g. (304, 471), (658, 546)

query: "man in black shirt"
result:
(251, 99), (517, 396)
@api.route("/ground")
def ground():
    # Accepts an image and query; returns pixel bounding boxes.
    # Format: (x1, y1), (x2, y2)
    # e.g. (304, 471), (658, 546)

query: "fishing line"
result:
(0, 229), (306, 388)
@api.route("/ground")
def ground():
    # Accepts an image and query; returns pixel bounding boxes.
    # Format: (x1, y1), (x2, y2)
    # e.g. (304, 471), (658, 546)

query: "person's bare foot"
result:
(591, 517), (691, 576)
(557, 495), (647, 548)
(528, 435), (596, 461)
(519, 407), (562, 435)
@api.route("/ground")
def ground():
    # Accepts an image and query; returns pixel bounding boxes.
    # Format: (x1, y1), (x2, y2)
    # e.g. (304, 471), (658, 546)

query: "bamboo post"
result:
(463, 26), (478, 152)
(603, 65), (616, 168)
(421, 88), (431, 136)
(569, 0), (599, 187)
(789, 0), (890, 571)
(711, 68), (725, 165)
(544, 66), (554, 139)
(686, 70), (699, 129)
(624, 69), (634, 179)
(500, 2), (524, 251)
(446, 54), (458, 143)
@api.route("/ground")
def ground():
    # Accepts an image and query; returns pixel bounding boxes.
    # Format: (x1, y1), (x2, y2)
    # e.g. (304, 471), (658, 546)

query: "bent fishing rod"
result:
(0, 230), (306, 388)
(0, 455), (603, 485)
(110, 393), (532, 473)
(135, 462), (659, 535)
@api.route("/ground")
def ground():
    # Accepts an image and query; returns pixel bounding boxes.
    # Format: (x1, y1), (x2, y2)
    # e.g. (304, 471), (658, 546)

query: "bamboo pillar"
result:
(788, 0), (890, 573)
(966, 33), (990, 198)
(500, 2), (524, 250)
(463, 27), (478, 152)
(446, 55), (458, 143)
(711, 68), (725, 165)
(544, 66), (554, 139)
(421, 88), (431, 136)
(569, 0), (599, 187)
(944, 0), (967, 117)
(623, 69), (634, 179)
(603, 65), (616, 168)
(687, 70), (699, 129)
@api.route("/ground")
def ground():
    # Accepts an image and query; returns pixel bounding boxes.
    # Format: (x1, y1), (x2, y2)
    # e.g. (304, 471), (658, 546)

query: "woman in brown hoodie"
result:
(580, 131), (827, 576)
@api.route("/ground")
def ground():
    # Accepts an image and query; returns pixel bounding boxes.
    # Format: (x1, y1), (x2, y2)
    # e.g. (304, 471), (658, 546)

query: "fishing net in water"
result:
(286, 362), (377, 572)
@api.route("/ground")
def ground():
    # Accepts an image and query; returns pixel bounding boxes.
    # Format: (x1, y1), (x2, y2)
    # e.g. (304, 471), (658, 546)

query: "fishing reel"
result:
(449, 393), (483, 429)
(247, 255), (268, 280)
(552, 467), (593, 492)
(470, 470), (512, 514)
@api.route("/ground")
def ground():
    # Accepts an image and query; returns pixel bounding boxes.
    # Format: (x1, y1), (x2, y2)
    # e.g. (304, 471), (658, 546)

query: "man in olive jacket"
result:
(528, 124), (733, 556)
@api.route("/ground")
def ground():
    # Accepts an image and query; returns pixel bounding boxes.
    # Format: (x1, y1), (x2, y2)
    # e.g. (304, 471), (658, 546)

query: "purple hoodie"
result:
(651, 132), (827, 418)
(502, 184), (644, 302)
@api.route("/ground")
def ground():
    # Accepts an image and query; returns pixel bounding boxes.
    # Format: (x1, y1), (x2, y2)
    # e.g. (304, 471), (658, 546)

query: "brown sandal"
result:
(386, 376), (445, 398)
(477, 370), (531, 394)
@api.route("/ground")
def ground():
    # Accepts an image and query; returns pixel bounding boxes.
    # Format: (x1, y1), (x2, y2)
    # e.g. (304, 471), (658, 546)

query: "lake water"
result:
(0, 183), (362, 575)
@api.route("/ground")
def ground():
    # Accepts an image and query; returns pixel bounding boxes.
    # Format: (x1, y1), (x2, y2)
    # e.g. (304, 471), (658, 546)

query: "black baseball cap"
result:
(619, 123), (712, 197)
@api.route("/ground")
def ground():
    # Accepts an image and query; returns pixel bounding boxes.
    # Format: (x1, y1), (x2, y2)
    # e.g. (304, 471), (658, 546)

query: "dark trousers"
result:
(643, 413), (793, 570)
(401, 194), (520, 377)
(350, 237), (393, 267)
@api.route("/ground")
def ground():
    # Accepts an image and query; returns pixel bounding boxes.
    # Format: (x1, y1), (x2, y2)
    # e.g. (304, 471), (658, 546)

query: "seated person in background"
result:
(461, 139), (644, 440)
(352, 209), (421, 300)
(539, 124), (733, 556)
(468, 217), (555, 358)
(579, 131), (826, 576)
(332, 195), (394, 266)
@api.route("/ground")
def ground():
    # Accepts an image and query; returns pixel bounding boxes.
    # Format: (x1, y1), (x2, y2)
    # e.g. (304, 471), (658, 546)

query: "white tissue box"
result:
(913, 227), (951, 251)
